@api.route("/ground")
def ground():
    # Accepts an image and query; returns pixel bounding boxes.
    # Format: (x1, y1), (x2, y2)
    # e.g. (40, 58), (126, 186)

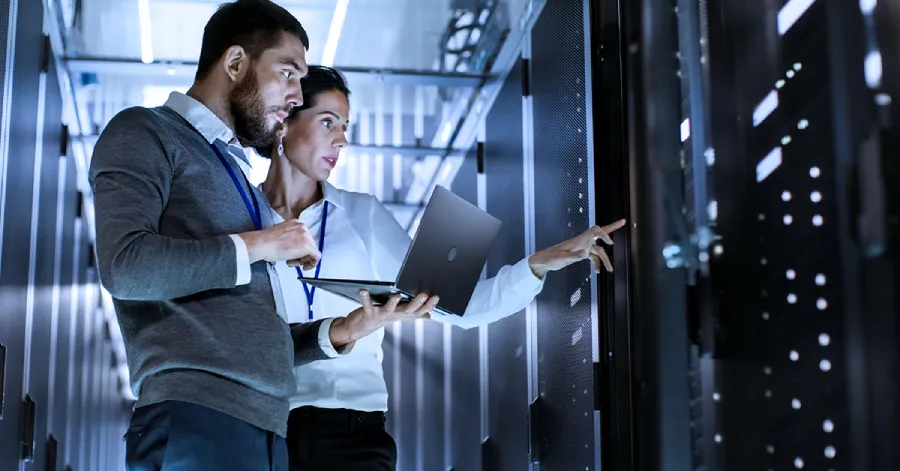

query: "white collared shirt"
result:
(271, 181), (546, 412)
(163, 91), (345, 358)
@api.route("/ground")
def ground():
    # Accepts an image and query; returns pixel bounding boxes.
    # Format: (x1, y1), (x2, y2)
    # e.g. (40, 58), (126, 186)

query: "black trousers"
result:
(286, 406), (397, 471)
(124, 400), (288, 471)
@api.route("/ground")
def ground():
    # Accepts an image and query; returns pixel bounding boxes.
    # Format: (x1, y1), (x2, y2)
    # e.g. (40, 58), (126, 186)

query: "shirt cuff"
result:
(317, 317), (355, 358)
(229, 234), (252, 286)
(512, 257), (547, 294)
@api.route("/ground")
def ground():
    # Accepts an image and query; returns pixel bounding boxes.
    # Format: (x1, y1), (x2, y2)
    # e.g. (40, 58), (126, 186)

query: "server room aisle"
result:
(0, 1), (130, 471)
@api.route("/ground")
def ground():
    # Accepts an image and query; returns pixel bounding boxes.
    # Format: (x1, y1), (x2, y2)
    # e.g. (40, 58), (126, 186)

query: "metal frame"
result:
(826, 1), (900, 470)
(520, 31), (539, 471)
(588, 0), (636, 469)
(476, 118), (489, 447)
(20, 34), (49, 458)
(64, 57), (490, 88)
(46, 153), (68, 436)
(581, 0), (603, 469)
(621, 0), (693, 469)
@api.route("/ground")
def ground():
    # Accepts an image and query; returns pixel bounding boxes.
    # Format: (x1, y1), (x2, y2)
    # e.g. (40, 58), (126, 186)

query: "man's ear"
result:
(222, 45), (248, 82)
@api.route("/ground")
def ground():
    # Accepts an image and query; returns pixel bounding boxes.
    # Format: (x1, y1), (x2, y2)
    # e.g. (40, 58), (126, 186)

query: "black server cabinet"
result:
(52, 156), (78, 467)
(26, 48), (65, 471)
(395, 320), (417, 470)
(419, 320), (446, 471)
(531, 0), (604, 469)
(0, 0), (47, 468)
(700, 0), (900, 470)
(483, 57), (529, 471)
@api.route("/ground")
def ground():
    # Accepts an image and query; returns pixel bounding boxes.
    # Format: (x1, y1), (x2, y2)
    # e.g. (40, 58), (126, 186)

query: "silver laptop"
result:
(300, 185), (501, 318)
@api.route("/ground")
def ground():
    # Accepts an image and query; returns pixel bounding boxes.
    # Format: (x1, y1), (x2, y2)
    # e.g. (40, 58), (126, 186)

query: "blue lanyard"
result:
(211, 142), (262, 230)
(297, 201), (328, 320)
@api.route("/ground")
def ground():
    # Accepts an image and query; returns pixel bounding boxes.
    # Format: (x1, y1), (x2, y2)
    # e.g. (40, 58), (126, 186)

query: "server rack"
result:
(597, 0), (900, 470)
(0, 1), (130, 469)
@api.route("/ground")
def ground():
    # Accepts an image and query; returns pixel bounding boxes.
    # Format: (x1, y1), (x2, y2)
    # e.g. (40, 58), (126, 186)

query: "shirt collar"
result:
(321, 181), (346, 210)
(163, 92), (236, 145)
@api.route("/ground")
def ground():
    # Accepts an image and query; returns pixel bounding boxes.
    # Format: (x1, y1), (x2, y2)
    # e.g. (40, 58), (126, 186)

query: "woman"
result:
(258, 66), (624, 471)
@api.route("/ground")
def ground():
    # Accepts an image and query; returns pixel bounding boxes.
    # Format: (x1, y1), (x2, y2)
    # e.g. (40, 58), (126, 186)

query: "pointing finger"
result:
(601, 219), (627, 234)
(592, 225), (614, 246)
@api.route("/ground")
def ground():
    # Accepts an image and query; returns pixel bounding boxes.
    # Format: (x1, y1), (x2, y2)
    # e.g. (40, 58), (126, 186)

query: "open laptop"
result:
(300, 185), (501, 318)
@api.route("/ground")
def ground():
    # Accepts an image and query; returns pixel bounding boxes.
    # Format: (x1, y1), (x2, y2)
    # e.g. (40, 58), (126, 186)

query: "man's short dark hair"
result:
(196, 0), (310, 81)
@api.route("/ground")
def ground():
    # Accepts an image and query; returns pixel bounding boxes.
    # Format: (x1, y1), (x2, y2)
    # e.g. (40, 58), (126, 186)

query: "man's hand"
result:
(238, 220), (321, 269)
(329, 290), (440, 349)
(528, 218), (627, 278)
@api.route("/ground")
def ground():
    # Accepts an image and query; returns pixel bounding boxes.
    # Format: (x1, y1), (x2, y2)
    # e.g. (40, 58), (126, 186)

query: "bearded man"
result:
(90, 1), (392, 469)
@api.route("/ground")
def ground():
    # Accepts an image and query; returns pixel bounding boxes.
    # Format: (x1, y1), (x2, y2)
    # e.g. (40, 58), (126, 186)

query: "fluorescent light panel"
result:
(138, 0), (154, 64)
(321, 0), (350, 66)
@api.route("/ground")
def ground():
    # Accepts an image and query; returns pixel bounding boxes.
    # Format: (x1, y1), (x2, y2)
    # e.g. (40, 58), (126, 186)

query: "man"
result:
(89, 1), (431, 470)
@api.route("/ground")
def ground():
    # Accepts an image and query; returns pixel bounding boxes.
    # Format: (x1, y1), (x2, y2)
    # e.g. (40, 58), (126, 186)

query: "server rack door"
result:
(0, 0), (45, 467)
(73, 249), (95, 471)
(704, 0), (887, 470)
(530, 0), (600, 469)
(51, 155), (77, 463)
(383, 323), (397, 435)
(448, 144), (483, 471)
(483, 57), (530, 471)
(25, 49), (64, 471)
(396, 321), (417, 471)
(419, 320), (445, 471)
(63, 211), (86, 469)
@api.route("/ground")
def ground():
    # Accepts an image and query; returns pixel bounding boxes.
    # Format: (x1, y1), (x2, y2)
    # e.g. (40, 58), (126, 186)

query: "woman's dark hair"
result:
(291, 65), (351, 116)
(255, 65), (351, 158)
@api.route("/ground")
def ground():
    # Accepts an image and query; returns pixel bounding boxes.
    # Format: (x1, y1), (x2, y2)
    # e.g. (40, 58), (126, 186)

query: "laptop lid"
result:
(394, 185), (501, 316)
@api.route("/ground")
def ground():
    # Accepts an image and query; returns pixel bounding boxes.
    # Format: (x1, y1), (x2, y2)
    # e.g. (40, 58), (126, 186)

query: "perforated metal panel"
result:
(0, 0), (9, 135)
(531, 0), (596, 468)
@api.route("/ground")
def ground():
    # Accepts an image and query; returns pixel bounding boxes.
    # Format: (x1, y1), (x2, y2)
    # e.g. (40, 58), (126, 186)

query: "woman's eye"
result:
(322, 119), (333, 128)
(282, 70), (292, 79)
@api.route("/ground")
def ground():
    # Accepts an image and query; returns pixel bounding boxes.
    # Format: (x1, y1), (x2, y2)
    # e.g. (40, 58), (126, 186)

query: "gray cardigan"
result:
(89, 105), (328, 437)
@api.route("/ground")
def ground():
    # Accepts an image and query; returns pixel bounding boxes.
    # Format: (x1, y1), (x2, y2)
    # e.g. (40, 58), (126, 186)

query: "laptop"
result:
(300, 185), (502, 318)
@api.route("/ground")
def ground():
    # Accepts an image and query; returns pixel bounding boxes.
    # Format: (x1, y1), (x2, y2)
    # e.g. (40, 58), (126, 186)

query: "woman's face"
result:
(281, 89), (350, 182)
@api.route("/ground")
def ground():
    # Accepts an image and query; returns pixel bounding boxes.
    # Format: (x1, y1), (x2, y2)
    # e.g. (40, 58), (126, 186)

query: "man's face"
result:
(230, 31), (307, 148)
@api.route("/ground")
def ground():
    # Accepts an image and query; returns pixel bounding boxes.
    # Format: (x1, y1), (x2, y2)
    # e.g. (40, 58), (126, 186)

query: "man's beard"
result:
(230, 69), (278, 149)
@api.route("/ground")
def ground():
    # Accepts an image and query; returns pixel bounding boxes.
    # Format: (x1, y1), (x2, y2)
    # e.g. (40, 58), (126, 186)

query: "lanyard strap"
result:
(211, 142), (262, 230)
(296, 201), (329, 320)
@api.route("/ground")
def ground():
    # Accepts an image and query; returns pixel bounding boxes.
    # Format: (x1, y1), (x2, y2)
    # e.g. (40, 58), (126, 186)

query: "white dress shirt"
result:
(271, 181), (546, 412)
(163, 91), (345, 357)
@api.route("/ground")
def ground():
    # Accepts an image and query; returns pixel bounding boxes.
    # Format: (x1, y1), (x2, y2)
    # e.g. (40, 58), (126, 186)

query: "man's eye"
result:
(283, 70), (292, 79)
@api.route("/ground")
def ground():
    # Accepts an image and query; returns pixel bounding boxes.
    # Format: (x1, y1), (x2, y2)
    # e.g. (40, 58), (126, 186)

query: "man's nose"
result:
(287, 85), (303, 109)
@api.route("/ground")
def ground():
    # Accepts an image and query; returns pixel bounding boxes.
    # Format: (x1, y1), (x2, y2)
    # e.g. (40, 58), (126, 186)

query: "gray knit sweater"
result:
(89, 105), (329, 436)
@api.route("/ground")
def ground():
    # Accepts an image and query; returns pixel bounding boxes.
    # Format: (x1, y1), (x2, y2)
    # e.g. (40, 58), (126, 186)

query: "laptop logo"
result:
(447, 246), (458, 262)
